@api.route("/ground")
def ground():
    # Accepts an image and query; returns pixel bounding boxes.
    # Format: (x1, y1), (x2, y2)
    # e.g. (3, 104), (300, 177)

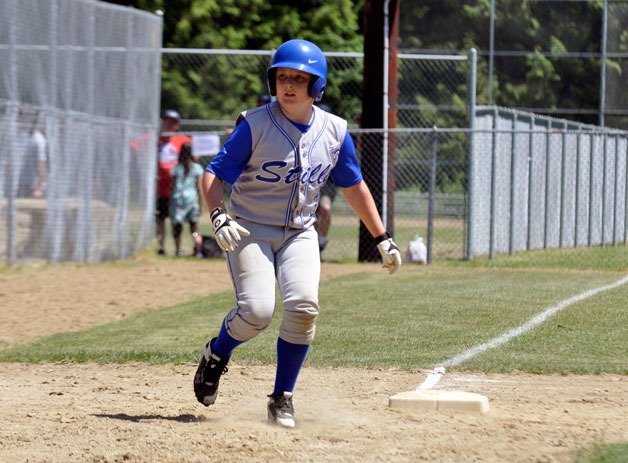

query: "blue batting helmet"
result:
(267, 39), (327, 102)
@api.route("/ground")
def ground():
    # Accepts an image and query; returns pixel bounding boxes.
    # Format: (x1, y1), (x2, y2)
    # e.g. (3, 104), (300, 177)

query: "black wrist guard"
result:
(210, 207), (226, 221)
(374, 231), (391, 244)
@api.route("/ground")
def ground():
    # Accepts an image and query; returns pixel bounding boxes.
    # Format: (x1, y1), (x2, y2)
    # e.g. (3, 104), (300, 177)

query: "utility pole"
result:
(359, 0), (400, 262)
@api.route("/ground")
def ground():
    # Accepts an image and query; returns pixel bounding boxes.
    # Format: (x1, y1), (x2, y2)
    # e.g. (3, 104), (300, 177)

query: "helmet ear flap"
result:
(309, 77), (326, 102)
(267, 68), (277, 96)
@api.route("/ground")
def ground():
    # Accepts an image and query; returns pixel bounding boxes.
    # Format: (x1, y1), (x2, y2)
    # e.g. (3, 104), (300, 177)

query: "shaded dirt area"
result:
(0, 255), (626, 462)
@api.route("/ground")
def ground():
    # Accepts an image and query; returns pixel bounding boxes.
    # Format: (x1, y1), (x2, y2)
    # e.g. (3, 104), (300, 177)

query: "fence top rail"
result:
(176, 121), (628, 137)
(162, 48), (273, 56)
(398, 53), (467, 61)
(0, 99), (155, 128)
(477, 105), (628, 135)
(78, 0), (161, 19)
(162, 48), (467, 61)
(0, 44), (159, 53)
(351, 127), (628, 136)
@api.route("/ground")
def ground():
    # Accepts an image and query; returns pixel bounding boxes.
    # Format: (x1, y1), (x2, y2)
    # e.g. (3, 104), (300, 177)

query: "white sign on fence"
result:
(192, 134), (221, 156)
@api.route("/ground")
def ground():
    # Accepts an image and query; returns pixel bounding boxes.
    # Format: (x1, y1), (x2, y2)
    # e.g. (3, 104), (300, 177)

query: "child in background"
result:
(170, 142), (204, 257)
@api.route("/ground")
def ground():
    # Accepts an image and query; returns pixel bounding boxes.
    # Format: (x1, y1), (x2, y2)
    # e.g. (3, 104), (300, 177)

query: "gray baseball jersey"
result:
(207, 102), (362, 229)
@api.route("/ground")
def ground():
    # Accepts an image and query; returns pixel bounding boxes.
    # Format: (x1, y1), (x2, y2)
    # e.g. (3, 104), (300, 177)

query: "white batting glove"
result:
(210, 208), (251, 252)
(375, 232), (402, 275)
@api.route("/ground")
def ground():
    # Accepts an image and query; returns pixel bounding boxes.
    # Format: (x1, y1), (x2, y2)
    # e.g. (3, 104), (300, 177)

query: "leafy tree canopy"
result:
(106, 0), (362, 51)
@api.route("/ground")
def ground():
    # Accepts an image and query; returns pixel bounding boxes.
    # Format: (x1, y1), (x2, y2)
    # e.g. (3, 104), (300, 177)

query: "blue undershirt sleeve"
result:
(206, 120), (253, 184)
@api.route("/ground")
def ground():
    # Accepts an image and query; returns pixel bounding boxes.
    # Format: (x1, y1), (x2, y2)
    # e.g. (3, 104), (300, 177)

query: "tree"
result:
(104, 0), (363, 120)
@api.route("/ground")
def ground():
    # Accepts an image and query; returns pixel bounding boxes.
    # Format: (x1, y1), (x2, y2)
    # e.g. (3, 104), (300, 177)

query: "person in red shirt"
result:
(156, 109), (192, 255)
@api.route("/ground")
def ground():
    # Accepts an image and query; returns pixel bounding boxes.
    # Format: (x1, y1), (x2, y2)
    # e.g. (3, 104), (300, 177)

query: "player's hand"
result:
(210, 208), (251, 252)
(375, 232), (402, 275)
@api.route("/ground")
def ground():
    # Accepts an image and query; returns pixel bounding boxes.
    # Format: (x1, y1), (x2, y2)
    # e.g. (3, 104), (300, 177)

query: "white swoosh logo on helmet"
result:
(308, 59), (318, 64)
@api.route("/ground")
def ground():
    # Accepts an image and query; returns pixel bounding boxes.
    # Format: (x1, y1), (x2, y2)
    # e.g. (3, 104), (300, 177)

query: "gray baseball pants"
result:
(222, 219), (321, 345)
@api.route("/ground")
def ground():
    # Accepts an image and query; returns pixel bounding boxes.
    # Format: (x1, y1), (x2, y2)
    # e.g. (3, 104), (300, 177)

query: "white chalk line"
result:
(417, 273), (628, 392)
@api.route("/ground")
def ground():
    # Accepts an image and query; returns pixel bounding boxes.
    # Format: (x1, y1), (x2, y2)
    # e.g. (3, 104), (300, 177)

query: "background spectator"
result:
(18, 112), (47, 198)
(156, 109), (192, 255)
(170, 142), (204, 257)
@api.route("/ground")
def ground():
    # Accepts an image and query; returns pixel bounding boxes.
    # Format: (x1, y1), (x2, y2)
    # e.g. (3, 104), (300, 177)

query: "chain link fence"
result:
(320, 127), (468, 262)
(0, 0), (162, 265)
(164, 49), (470, 130)
(163, 49), (471, 261)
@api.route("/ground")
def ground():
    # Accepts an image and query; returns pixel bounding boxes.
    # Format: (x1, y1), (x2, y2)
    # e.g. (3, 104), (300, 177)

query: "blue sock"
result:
(210, 320), (243, 361)
(273, 337), (310, 395)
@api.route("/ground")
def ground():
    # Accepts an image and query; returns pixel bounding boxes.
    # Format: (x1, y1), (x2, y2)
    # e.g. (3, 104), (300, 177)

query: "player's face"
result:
(275, 67), (314, 114)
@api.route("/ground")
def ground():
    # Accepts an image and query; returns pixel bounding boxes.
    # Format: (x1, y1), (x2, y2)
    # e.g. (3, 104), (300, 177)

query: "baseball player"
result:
(194, 39), (401, 428)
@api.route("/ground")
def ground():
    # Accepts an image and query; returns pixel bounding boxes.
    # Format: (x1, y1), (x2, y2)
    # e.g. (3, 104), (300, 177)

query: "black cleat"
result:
(267, 391), (297, 428)
(193, 338), (228, 406)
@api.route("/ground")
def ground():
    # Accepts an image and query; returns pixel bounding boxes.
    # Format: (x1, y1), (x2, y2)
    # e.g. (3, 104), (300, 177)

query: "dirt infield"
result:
(0, 255), (626, 462)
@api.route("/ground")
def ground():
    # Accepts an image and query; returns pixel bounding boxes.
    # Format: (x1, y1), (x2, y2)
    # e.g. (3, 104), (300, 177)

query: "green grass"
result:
(322, 216), (465, 262)
(447, 245), (628, 272)
(574, 442), (628, 463)
(1, 246), (627, 374)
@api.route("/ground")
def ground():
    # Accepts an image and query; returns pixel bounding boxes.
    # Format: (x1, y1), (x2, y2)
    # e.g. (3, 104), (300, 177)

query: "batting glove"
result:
(210, 208), (251, 252)
(375, 232), (402, 275)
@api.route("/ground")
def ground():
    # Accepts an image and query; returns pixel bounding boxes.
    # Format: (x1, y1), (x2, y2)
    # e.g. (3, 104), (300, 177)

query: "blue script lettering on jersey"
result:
(256, 161), (332, 185)
(256, 161), (286, 182)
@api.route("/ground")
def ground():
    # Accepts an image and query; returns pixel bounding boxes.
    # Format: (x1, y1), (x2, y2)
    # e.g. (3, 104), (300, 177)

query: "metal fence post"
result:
(625, 140), (628, 244)
(574, 132), (582, 247)
(427, 126), (438, 265)
(601, 133), (608, 247)
(559, 122), (567, 248)
(509, 113), (517, 255)
(527, 115), (535, 251)
(489, 107), (498, 259)
(117, 11), (136, 259)
(48, 0), (61, 263)
(588, 133), (595, 247)
(6, 0), (19, 265)
(612, 135), (619, 245)
(466, 48), (477, 260)
(147, 14), (165, 246)
(80, 4), (96, 263)
(599, 0), (608, 127)
(544, 119), (551, 249)
(488, 0), (495, 105)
